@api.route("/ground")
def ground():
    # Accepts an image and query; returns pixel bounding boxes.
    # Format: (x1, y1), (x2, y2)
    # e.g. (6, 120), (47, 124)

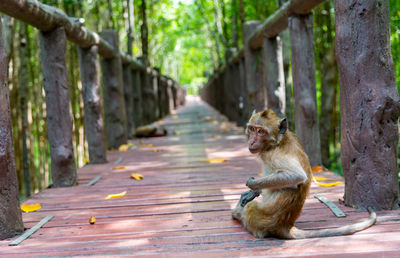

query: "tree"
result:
(0, 16), (24, 239)
(335, 0), (400, 210)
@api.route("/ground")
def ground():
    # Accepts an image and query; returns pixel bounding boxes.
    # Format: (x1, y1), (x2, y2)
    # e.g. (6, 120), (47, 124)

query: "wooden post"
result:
(122, 64), (135, 138)
(238, 57), (250, 126)
(243, 21), (265, 111)
(335, 0), (400, 210)
(100, 30), (127, 149)
(0, 17), (24, 239)
(152, 69), (160, 120)
(289, 14), (321, 167)
(132, 69), (143, 127)
(39, 26), (77, 187)
(262, 36), (286, 117)
(77, 45), (107, 164)
(154, 68), (163, 119)
(140, 67), (157, 124)
(171, 83), (178, 109)
(167, 79), (174, 112)
(230, 61), (242, 124)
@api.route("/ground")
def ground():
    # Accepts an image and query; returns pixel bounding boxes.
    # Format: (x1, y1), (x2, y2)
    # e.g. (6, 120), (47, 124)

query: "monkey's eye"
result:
(257, 128), (266, 135)
(248, 126), (256, 132)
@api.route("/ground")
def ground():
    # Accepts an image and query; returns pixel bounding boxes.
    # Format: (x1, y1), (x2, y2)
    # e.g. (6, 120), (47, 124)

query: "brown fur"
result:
(232, 109), (376, 239)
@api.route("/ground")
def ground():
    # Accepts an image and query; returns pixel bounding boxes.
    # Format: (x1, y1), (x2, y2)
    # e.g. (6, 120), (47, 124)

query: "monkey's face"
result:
(246, 124), (276, 153)
(246, 109), (286, 154)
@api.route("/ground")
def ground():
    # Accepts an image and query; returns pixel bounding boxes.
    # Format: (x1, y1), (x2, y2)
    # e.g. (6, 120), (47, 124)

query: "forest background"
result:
(1, 0), (399, 199)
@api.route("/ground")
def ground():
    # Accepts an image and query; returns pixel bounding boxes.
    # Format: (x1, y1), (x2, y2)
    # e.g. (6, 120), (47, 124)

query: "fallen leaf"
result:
(112, 166), (126, 170)
(173, 130), (183, 135)
(258, 173), (263, 177)
(152, 149), (160, 152)
(89, 216), (96, 224)
(83, 157), (90, 163)
(338, 197), (345, 204)
(118, 144), (134, 151)
(313, 177), (343, 187)
(200, 158), (227, 163)
(105, 191), (127, 200)
(131, 173), (144, 180)
(312, 165), (324, 173)
(212, 135), (222, 139)
(313, 176), (334, 181)
(139, 144), (155, 148)
(21, 203), (41, 213)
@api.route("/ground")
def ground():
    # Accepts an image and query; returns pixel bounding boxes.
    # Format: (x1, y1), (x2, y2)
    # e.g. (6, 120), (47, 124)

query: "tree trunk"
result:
(0, 16), (24, 240)
(19, 21), (31, 197)
(289, 14), (321, 167)
(335, 0), (400, 210)
(231, 0), (239, 49)
(140, 0), (149, 64)
(100, 30), (128, 149)
(106, 0), (115, 29)
(319, 45), (337, 167)
(126, 0), (135, 55)
(262, 36), (285, 117)
(39, 26), (77, 187)
(77, 45), (107, 164)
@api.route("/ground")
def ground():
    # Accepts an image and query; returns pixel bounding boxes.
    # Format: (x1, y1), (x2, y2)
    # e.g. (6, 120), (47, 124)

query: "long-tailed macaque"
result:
(232, 109), (376, 239)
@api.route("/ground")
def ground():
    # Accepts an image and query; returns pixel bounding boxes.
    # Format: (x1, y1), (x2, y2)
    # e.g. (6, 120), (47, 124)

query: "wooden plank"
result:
(3, 98), (399, 257)
(9, 215), (54, 246)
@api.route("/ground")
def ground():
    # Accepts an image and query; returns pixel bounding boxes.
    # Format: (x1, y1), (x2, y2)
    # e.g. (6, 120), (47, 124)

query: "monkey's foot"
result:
(239, 190), (261, 207)
(232, 206), (242, 220)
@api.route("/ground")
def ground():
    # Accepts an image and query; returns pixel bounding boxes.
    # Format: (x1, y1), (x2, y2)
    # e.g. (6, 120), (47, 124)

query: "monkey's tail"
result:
(290, 207), (376, 239)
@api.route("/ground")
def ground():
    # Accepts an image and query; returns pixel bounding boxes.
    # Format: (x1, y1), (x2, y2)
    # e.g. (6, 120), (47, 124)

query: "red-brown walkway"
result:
(1, 97), (400, 257)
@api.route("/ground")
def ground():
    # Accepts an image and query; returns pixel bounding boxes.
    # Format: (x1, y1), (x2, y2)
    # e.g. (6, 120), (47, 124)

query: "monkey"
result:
(232, 109), (376, 239)
(135, 124), (167, 138)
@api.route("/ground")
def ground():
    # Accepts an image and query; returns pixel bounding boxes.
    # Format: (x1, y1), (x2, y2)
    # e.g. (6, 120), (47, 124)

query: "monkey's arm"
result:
(246, 170), (307, 190)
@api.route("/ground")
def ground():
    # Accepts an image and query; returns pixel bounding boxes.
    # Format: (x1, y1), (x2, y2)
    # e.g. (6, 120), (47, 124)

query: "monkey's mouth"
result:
(248, 148), (259, 154)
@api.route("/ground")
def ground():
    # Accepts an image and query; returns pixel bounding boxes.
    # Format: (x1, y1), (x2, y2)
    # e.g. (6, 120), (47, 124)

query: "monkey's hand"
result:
(246, 177), (257, 190)
(239, 189), (261, 207)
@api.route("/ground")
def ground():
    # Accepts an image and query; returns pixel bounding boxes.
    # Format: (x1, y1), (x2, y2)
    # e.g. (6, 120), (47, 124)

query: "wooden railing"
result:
(200, 0), (399, 213)
(0, 0), (185, 239)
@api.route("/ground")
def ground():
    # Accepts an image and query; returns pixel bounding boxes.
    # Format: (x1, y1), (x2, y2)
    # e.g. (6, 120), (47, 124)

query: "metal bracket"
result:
(314, 195), (346, 218)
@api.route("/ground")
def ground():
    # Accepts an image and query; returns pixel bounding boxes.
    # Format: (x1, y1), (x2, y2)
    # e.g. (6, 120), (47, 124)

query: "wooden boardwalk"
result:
(1, 97), (400, 257)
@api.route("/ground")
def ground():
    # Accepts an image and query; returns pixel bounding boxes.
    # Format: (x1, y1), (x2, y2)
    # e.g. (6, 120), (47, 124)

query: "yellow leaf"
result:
(21, 203), (41, 213)
(313, 176), (334, 181)
(139, 144), (155, 148)
(105, 191), (127, 200)
(200, 158), (227, 163)
(313, 177), (343, 187)
(173, 130), (183, 135)
(258, 173), (263, 177)
(131, 173), (144, 180)
(212, 135), (222, 139)
(89, 216), (96, 224)
(112, 166), (126, 170)
(118, 144), (134, 151)
(312, 165), (324, 173)
(152, 149), (160, 152)
(83, 157), (90, 163)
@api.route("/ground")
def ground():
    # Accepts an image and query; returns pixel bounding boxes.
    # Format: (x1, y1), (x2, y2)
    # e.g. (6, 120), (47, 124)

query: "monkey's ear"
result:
(279, 118), (287, 134)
